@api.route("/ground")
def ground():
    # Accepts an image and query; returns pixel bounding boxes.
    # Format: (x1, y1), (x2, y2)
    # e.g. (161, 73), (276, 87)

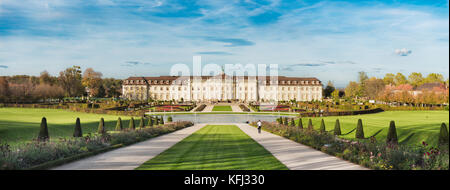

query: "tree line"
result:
(323, 72), (449, 105)
(0, 66), (122, 103)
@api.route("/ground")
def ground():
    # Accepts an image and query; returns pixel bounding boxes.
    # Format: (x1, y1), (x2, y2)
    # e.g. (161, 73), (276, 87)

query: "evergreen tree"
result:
(115, 117), (123, 131)
(334, 119), (341, 136)
(38, 117), (49, 141)
(290, 118), (295, 127)
(97, 118), (106, 134)
(355, 119), (365, 139)
(386, 120), (398, 144)
(73, 117), (82, 137)
(283, 117), (288, 126)
(148, 116), (153, 127)
(160, 116), (165, 125)
(168, 116), (173, 122)
(278, 117), (283, 125)
(139, 117), (145, 129)
(129, 117), (135, 130)
(308, 119), (314, 130)
(320, 119), (326, 133)
(438, 123), (449, 145)
(297, 118), (303, 129)
(155, 116), (159, 125)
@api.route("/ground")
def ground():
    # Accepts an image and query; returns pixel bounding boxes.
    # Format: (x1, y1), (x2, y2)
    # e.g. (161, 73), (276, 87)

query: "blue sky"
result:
(0, 0), (448, 87)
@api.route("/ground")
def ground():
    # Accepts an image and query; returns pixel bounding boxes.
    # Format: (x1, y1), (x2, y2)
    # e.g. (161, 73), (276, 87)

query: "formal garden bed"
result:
(251, 119), (449, 170)
(0, 117), (194, 170)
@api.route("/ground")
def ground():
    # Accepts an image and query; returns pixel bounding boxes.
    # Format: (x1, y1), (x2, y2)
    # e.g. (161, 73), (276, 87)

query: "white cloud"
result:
(395, 48), (412, 56)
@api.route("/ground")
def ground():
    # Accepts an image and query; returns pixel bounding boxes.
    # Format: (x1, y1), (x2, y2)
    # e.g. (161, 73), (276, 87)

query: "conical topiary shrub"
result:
(283, 117), (288, 126)
(355, 119), (364, 139)
(139, 117), (144, 129)
(160, 116), (164, 125)
(298, 118), (303, 129)
(98, 118), (106, 134)
(278, 117), (283, 125)
(73, 118), (82, 137)
(148, 116), (153, 127)
(438, 123), (449, 145)
(386, 120), (398, 144)
(334, 119), (341, 136)
(320, 119), (326, 133)
(290, 118), (295, 127)
(115, 117), (123, 131)
(38, 117), (49, 141)
(308, 119), (314, 130)
(155, 116), (159, 125)
(129, 117), (135, 130)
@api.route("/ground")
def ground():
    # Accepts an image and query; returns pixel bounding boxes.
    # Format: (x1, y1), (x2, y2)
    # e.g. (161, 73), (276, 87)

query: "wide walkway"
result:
(52, 124), (207, 170)
(236, 124), (367, 170)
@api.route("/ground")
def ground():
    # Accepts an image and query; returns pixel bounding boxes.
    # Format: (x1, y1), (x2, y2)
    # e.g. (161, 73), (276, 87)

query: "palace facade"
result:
(122, 74), (323, 102)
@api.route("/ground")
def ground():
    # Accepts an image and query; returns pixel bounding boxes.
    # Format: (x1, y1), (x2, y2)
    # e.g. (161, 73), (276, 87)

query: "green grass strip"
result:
(136, 125), (288, 170)
(212, 106), (233, 111)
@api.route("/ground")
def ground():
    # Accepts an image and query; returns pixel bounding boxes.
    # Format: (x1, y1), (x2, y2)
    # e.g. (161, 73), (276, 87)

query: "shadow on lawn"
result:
(0, 118), (135, 145)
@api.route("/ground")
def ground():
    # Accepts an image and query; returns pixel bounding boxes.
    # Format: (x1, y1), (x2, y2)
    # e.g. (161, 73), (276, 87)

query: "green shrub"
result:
(148, 116), (153, 127)
(386, 121), (398, 144)
(129, 117), (135, 130)
(355, 119), (364, 139)
(139, 117), (145, 129)
(334, 119), (341, 136)
(73, 118), (82, 137)
(320, 119), (326, 133)
(160, 116), (165, 125)
(155, 116), (159, 125)
(307, 119), (314, 130)
(298, 118), (303, 129)
(283, 117), (288, 126)
(439, 123), (449, 145)
(38, 117), (49, 141)
(97, 118), (106, 134)
(168, 116), (173, 122)
(290, 118), (295, 127)
(115, 117), (123, 131)
(277, 117), (283, 124)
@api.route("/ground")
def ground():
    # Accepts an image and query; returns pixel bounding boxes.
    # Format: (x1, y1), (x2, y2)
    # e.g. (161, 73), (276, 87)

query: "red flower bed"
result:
(154, 105), (185, 112)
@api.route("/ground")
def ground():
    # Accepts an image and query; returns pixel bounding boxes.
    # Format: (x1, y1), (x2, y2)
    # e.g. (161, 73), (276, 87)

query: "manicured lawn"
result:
(136, 125), (288, 170)
(212, 105), (232, 111)
(297, 111), (449, 146)
(0, 108), (133, 146)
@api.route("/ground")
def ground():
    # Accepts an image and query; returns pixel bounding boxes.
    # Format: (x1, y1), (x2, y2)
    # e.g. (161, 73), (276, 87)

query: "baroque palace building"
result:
(122, 74), (323, 102)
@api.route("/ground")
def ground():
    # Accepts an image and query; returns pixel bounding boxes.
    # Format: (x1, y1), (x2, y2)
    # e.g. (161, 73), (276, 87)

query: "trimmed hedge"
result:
(386, 121), (398, 144)
(129, 117), (135, 130)
(307, 119), (314, 130)
(73, 118), (82, 137)
(97, 118), (106, 134)
(320, 119), (326, 133)
(355, 119), (364, 139)
(334, 119), (341, 136)
(115, 117), (123, 131)
(298, 118), (303, 129)
(38, 117), (49, 141)
(439, 123), (449, 145)
(194, 104), (206, 112)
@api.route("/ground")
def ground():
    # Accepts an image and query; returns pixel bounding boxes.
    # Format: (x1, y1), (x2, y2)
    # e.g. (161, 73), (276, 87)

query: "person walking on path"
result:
(257, 120), (262, 134)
